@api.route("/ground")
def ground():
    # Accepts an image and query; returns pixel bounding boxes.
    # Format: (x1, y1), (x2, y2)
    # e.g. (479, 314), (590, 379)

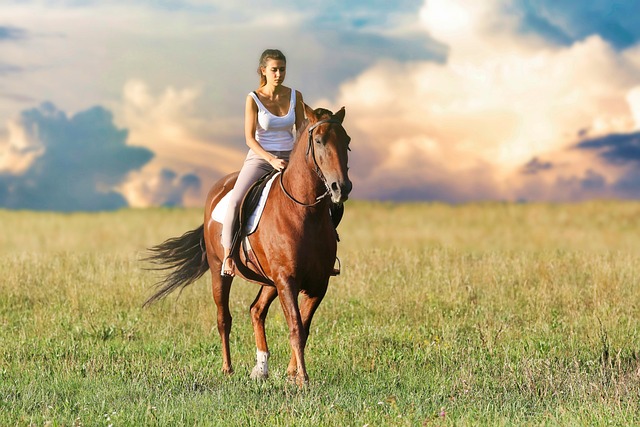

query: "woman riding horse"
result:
(221, 49), (306, 277)
(144, 50), (352, 387)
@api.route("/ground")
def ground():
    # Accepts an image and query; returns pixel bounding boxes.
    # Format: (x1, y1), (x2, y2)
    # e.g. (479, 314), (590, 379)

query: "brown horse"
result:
(144, 104), (351, 386)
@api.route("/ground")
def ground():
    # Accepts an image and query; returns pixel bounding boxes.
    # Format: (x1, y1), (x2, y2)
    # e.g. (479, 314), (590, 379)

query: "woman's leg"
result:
(221, 151), (272, 275)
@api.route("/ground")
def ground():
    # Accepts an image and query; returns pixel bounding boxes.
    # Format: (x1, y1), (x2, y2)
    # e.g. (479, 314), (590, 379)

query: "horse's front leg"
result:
(276, 280), (308, 386)
(286, 290), (327, 378)
(249, 286), (278, 380)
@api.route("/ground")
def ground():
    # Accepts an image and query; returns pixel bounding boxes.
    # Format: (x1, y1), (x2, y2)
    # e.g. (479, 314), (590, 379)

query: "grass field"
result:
(1, 201), (639, 426)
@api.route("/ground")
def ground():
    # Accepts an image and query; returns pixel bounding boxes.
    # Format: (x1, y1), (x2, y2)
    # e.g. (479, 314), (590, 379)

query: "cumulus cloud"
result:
(2, 0), (640, 205)
(116, 80), (245, 207)
(0, 102), (152, 211)
(325, 0), (640, 201)
(122, 168), (201, 207)
(0, 1), (442, 124)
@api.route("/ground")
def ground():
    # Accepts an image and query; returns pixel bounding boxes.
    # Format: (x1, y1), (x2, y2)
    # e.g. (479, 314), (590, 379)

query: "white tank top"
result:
(249, 89), (296, 151)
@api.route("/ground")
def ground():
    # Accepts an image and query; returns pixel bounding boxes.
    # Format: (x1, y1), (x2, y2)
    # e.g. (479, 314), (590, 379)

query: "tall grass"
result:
(1, 202), (639, 426)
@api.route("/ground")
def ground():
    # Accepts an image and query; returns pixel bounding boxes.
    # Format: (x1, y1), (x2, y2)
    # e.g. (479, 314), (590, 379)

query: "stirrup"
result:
(331, 257), (341, 276)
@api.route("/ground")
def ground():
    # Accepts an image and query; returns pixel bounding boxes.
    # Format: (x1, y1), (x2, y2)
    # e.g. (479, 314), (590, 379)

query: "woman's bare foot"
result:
(221, 248), (235, 277)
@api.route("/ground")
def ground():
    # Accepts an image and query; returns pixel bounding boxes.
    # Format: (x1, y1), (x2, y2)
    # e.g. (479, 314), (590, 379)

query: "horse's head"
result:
(304, 104), (352, 203)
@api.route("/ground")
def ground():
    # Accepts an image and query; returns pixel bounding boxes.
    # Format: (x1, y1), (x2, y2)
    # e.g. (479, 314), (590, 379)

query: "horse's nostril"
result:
(331, 182), (339, 192)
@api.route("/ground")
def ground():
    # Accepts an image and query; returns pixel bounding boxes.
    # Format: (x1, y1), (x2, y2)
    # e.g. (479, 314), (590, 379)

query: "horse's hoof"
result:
(250, 366), (268, 380)
(287, 373), (308, 388)
(296, 375), (309, 388)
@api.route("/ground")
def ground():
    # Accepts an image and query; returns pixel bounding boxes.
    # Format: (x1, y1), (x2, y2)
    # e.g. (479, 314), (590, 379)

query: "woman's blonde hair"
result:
(258, 49), (287, 87)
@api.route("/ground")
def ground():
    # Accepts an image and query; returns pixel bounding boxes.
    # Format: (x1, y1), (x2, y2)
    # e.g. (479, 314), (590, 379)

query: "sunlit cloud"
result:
(1, 0), (640, 208)
(116, 80), (245, 207)
(323, 0), (640, 202)
(122, 168), (201, 207)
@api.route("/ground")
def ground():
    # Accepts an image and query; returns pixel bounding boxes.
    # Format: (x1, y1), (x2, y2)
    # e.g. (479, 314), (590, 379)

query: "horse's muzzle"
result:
(330, 179), (352, 203)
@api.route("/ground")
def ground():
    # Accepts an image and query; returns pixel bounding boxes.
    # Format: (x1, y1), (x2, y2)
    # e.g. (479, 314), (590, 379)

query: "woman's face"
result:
(262, 59), (286, 86)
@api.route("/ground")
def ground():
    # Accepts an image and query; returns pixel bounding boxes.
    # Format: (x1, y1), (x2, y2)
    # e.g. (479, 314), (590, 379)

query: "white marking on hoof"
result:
(250, 350), (269, 380)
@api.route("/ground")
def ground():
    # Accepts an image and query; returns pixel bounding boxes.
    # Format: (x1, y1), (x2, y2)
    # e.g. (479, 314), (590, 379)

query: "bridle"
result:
(280, 118), (344, 207)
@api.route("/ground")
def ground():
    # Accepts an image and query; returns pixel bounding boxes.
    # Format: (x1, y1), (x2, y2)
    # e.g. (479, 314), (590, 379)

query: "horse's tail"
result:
(143, 224), (209, 307)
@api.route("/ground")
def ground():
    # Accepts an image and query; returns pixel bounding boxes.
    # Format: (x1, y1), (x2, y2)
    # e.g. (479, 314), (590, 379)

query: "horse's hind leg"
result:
(286, 290), (327, 380)
(211, 273), (234, 374)
(249, 286), (278, 380)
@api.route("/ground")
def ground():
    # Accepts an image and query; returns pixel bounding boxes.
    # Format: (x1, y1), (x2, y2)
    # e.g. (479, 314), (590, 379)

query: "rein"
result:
(280, 118), (342, 207)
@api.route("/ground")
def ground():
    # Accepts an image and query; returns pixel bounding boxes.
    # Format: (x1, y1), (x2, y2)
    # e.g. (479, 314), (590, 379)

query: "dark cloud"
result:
(576, 131), (640, 164)
(580, 169), (607, 191)
(512, 0), (640, 49)
(0, 63), (24, 75)
(0, 26), (27, 42)
(552, 169), (609, 199)
(613, 169), (640, 197)
(0, 102), (153, 211)
(521, 157), (554, 175)
(156, 169), (201, 207)
(570, 131), (640, 198)
(517, 168), (610, 202)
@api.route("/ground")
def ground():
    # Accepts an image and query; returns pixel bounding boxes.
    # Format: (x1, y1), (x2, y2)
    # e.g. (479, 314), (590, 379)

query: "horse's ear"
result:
(333, 107), (346, 124)
(304, 103), (317, 124)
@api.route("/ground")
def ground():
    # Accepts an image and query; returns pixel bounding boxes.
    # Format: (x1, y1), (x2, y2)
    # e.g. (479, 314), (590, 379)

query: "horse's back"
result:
(205, 172), (239, 218)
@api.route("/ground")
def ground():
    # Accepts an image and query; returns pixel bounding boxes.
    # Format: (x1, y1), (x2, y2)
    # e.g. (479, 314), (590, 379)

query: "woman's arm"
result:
(295, 90), (305, 131)
(244, 94), (287, 171)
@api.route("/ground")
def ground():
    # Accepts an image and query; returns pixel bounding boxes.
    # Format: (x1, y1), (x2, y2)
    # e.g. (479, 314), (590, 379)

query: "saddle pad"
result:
(211, 172), (281, 235)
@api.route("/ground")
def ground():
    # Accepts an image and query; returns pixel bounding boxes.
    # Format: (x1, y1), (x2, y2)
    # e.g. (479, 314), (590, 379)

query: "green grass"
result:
(1, 202), (639, 426)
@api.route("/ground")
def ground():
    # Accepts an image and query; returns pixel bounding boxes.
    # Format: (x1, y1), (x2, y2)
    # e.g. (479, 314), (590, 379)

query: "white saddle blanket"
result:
(211, 172), (280, 235)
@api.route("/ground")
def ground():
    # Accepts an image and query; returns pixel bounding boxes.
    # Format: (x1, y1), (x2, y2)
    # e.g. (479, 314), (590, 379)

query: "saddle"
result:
(228, 170), (344, 284)
(240, 169), (280, 235)
(228, 170), (278, 285)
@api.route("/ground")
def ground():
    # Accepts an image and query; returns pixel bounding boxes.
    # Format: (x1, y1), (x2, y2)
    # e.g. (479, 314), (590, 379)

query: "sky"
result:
(1, 0), (640, 210)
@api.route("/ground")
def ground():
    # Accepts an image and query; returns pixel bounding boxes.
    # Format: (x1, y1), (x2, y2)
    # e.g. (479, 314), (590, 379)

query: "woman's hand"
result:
(269, 156), (288, 171)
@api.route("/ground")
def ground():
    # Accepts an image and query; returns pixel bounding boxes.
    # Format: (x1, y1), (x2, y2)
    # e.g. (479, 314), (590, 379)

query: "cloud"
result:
(569, 130), (640, 198)
(0, 102), (153, 211)
(121, 168), (201, 207)
(351, 136), (501, 202)
(0, 26), (27, 76)
(0, 63), (23, 75)
(576, 131), (640, 164)
(521, 157), (554, 175)
(323, 0), (640, 202)
(116, 80), (246, 207)
(0, 25), (27, 41)
(0, 1), (442, 123)
(2, 0), (640, 206)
